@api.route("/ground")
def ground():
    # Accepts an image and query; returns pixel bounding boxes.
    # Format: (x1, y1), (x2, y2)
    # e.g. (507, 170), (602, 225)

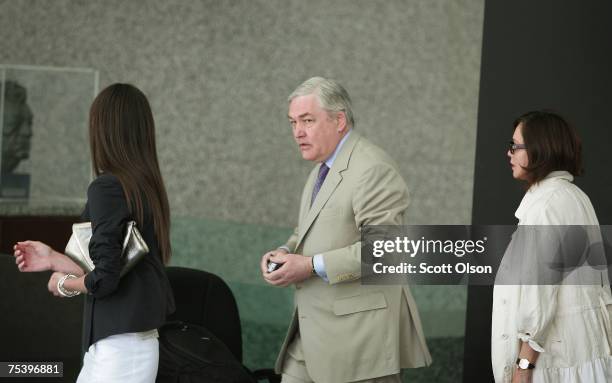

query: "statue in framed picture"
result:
(1, 80), (33, 198)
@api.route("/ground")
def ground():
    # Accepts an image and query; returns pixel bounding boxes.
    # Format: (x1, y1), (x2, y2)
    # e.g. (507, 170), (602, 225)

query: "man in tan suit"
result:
(260, 77), (431, 383)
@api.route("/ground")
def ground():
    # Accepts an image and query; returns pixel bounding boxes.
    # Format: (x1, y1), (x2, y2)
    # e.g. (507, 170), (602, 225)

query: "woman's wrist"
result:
(49, 250), (84, 275)
(48, 250), (61, 271)
(49, 250), (72, 272)
(63, 274), (87, 294)
(57, 274), (81, 297)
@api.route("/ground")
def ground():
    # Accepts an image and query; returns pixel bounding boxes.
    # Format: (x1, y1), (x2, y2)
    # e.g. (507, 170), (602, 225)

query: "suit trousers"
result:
(76, 330), (159, 383)
(281, 332), (401, 383)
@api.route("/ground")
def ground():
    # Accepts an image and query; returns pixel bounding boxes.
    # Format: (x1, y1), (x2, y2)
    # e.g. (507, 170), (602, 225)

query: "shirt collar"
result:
(324, 130), (352, 169)
(541, 170), (574, 183)
(514, 170), (574, 220)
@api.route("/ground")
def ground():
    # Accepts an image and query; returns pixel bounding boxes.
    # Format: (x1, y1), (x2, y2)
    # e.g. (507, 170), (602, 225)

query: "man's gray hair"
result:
(288, 77), (355, 128)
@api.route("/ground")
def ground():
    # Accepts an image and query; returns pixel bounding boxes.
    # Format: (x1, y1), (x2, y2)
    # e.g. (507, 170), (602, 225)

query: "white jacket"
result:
(491, 171), (612, 382)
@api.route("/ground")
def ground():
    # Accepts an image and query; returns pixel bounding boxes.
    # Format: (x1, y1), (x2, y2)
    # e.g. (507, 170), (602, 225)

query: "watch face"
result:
(518, 359), (530, 369)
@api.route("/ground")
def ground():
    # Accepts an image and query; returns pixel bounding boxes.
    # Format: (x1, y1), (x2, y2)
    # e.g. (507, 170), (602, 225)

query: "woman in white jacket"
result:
(491, 111), (612, 383)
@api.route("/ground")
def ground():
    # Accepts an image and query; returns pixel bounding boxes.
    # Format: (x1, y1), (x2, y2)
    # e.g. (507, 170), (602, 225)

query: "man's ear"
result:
(336, 111), (348, 133)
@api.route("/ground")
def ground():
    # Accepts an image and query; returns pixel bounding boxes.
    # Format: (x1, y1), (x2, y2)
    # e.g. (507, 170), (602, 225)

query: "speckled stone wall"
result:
(0, 1), (484, 380)
(0, 0), (483, 226)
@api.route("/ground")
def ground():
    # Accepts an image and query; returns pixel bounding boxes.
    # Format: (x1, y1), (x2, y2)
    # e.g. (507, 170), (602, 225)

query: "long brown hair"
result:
(89, 83), (172, 264)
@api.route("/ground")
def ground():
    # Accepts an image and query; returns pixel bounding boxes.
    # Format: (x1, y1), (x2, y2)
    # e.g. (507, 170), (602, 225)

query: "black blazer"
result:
(81, 174), (175, 350)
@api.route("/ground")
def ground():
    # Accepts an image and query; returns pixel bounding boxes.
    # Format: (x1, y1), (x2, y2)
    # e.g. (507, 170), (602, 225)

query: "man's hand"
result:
(260, 248), (289, 274)
(261, 250), (313, 287)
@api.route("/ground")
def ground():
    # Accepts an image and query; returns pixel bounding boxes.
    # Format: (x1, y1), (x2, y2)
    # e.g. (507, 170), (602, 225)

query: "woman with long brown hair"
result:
(13, 83), (175, 382)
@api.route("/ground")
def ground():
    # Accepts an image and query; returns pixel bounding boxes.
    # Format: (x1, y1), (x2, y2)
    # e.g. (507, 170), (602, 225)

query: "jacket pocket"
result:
(333, 292), (387, 316)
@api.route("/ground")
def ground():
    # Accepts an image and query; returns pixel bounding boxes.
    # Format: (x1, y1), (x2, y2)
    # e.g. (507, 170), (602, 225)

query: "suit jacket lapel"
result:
(295, 132), (361, 249)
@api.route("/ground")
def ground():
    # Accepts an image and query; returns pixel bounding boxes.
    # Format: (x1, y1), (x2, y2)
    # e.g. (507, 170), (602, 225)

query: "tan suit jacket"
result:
(275, 132), (432, 383)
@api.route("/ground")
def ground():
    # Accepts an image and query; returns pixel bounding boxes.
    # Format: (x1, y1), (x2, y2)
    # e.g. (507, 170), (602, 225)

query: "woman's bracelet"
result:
(57, 274), (81, 297)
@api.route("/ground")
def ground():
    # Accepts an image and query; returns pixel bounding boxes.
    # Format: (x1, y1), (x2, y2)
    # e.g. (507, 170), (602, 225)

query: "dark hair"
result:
(89, 83), (172, 264)
(514, 110), (582, 186)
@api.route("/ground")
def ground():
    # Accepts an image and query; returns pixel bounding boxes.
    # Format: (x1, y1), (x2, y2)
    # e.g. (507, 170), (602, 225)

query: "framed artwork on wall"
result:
(0, 65), (98, 214)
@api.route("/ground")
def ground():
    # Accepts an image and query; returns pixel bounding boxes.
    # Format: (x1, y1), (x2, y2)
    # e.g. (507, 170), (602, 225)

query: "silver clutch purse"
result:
(65, 221), (149, 277)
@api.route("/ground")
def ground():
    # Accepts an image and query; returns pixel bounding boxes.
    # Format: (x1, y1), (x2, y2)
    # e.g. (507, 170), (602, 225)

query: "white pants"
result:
(77, 330), (159, 383)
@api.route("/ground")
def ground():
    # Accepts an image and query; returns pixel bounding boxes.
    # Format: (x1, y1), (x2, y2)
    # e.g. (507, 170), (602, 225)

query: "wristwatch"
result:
(516, 358), (535, 370)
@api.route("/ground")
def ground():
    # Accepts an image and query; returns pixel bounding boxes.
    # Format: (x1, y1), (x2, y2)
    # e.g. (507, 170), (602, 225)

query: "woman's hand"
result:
(47, 272), (64, 297)
(512, 368), (533, 383)
(13, 241), (53, 272)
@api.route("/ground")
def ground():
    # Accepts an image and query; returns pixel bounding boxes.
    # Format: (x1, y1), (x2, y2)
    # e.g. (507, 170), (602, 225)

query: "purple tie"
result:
(311, 163), (330, 207)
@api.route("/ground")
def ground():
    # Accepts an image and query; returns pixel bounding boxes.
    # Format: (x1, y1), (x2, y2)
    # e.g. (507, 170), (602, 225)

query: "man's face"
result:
(288, 94), (346, 163)
(1, 103), (33, 173)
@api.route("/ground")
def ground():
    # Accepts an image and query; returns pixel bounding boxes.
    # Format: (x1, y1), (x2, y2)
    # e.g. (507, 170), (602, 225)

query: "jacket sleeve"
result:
(283, 225), (299, 252)
(514, 191), (570, 352)
(323, 163), (410, 284)
(516, 284), (559, 352)
(83, 174), (131, 298)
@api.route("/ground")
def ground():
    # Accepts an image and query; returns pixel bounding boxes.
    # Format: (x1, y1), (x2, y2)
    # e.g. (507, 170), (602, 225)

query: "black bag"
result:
(156, 321), (256, 383)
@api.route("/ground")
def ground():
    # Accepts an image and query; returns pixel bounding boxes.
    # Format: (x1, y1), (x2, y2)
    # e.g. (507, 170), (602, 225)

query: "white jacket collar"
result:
(514, 171), (574, 220)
